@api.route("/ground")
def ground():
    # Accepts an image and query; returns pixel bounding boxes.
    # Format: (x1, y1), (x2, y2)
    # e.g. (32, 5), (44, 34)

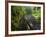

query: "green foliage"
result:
(11, 6), (41, 31)
(32, 7), (41, 24)
(11, 6), (27, 31)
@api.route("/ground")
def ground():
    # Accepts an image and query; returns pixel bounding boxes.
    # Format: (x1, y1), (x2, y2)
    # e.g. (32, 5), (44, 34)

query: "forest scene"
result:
(11, 6), (41, 31)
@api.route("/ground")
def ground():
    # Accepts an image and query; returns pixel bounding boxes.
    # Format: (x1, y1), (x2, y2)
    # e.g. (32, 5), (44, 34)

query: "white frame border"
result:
(8, 3), (43, 34)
